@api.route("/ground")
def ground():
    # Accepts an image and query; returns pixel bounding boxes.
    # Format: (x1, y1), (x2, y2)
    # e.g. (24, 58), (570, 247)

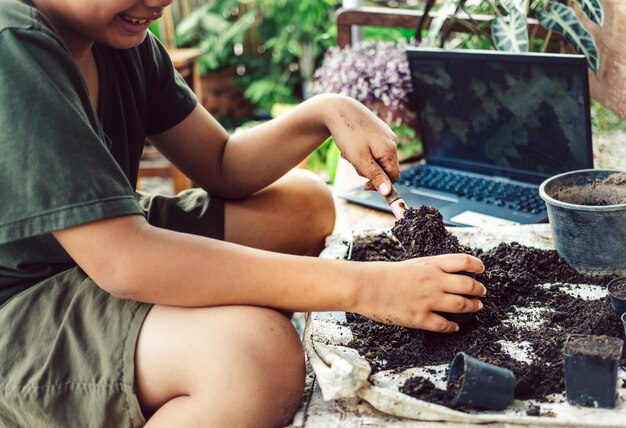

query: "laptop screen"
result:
(406, 48), (593, 184)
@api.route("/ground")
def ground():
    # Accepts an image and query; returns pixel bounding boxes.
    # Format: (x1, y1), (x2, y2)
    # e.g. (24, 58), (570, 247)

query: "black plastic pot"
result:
(539, 169), (626, 275)
(438, 289), (478, 327)
(562, 334), (624, 409)
(447, 352), (516, 410)
(622, 313), (626, 341)
(607, 277), (626, 315)
(437, 311), (475, 326)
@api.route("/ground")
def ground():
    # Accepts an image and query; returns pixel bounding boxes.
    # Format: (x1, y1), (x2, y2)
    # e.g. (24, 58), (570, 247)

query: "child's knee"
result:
(284, 169), (336, 234)
(225, 308), (305, 426)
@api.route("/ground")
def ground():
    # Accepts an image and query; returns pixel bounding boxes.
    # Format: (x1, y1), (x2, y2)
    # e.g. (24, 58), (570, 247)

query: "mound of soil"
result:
(345, 206), (624, 409)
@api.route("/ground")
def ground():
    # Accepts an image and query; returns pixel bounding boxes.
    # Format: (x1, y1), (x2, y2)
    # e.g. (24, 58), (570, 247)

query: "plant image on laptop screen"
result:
(410, 49), (592, 183)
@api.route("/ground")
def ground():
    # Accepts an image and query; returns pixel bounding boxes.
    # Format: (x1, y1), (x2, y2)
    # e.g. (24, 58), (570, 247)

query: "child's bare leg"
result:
(135, 305), (305, 427)
(225, 168), (335, 256)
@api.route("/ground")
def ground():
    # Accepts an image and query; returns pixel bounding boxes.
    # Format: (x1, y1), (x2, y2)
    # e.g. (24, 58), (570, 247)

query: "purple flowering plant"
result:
(312, 39), (413, 125)
(312, 39), (422, 161)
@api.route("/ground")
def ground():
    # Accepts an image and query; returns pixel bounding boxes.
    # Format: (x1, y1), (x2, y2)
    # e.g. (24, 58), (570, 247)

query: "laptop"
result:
(340, 48), (594, 227)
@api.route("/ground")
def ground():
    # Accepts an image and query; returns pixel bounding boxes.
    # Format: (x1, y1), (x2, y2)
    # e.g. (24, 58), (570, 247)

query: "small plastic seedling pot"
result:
(437, 311), (475, 326)
(607, 276), (626, 315)
(562, 334), (624, 409)
(438, 291), (478, 327)
(447, 352), (516, 410)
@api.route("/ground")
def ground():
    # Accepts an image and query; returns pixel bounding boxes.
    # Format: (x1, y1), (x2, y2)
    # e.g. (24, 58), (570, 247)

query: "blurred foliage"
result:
(393, 122), (422, 160)
(175, 0), (251, 74)
(591, 101), (626, 135)
(172, 0), (621, 184)
(406, 0), (603, 73)
(175, 0), (340, 111)
(363, 25), (414, 42)
(307, 137), (340, 183)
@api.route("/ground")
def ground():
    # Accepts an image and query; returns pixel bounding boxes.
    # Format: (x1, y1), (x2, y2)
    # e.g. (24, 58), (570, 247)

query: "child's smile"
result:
(32, 0), (171, 54)
(117, 11), (162, 35)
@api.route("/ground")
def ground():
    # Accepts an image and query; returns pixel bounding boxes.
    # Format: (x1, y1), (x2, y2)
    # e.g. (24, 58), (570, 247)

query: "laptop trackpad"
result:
(451, 211), (520, 227)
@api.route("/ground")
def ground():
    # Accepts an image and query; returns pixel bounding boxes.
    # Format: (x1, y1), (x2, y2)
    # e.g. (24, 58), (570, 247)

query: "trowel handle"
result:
(384, 185), (408, 220)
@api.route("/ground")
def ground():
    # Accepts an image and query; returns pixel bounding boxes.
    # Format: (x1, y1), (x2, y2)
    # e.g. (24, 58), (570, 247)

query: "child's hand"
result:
(351, 253), (486, 333)
(323, 95), (401, 197)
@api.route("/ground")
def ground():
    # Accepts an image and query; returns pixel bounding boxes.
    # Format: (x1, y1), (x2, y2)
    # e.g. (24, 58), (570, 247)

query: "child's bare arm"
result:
(148, 93), (400, 199)
(52, 215), (485, 333)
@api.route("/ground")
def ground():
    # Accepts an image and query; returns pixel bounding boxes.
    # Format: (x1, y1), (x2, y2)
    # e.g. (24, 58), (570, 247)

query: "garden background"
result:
(146, 0), (626, 192)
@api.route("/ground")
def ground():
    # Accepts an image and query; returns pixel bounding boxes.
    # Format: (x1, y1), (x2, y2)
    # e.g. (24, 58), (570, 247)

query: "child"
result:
(0, 0), (486, 426)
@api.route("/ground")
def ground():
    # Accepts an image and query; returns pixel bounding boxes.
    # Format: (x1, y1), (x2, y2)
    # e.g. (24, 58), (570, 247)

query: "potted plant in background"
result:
(239, 0), (341, 108)
(175, 0), (340, 124)
(175, 0), (257, 128)
(312, 39), (423, 162)
(416, 0), (604, 73)
(311, 0), (612, 186)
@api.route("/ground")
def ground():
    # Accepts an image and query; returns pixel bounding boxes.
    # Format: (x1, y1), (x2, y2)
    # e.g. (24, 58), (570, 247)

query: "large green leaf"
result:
(175, 5), (210, 37)
(424, 2), (458, 47)
(500, 0), (527, 14)
(492, 6), (529, 52)
(538, 2), (600, 73)
(199, 14), (232, 34)
(416, 0), (439, 43)
(571, 0), (604, 27)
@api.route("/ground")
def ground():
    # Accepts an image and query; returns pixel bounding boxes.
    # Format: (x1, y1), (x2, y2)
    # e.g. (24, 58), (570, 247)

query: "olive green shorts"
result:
(0, 189), (224, 427)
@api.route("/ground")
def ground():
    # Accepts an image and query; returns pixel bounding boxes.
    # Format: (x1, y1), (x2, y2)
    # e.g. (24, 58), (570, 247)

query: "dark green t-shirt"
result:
(0, 0), (198, 304)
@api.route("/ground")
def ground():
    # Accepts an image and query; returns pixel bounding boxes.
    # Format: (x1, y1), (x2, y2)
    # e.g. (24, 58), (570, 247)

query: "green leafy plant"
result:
(313, 40), (423, 162)
(591, 100), (626, 135)
(175, 1), (340, 111)
(306, 137), (341, 183)
(238, 0), (340, 109)
(417, 0), (604, 73)
(175, 1), (256, 75)
(392, 122), (422, 160)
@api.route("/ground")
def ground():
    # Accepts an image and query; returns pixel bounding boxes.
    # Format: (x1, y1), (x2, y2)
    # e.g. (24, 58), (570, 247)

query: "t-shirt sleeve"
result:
(0, 27), (144, 245)
(140, 32), (198, 135)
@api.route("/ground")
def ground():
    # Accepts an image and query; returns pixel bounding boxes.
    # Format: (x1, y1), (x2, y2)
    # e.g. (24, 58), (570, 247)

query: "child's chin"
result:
(108, 33), (148, 49)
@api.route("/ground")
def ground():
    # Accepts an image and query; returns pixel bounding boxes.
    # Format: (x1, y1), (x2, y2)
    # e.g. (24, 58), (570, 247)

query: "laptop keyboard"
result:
(400, 166), (545, 214)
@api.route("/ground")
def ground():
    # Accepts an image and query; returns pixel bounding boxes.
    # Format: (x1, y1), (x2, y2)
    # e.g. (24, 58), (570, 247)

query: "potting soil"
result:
(563, 335), (624, 359)
(610, 279), (626, 299)
(346, 206), (624, 409)
(599, 172), (626, 186)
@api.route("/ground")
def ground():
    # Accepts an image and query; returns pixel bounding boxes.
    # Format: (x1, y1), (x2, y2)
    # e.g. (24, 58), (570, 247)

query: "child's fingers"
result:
(362, 161), (393, 196)
(444, 275), (487, 297)
(362, 181), (376, 191)
(429, 253), (485, 274)
(373, 145), (400, 183)
(419, 313), (459, 334)
(432, 294), (484, 314)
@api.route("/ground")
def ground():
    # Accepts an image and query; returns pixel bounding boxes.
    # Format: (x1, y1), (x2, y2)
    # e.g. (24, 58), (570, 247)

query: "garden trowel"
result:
(385, 184), (408, 219)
